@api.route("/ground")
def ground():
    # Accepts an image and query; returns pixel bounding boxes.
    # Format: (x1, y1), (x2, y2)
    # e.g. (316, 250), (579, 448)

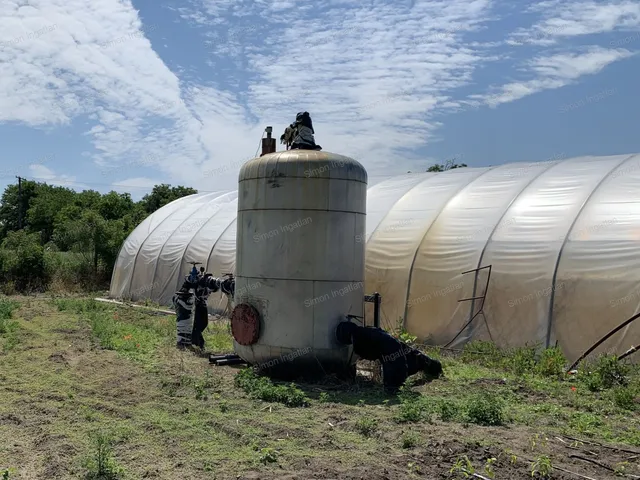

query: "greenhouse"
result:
(109, 153), (640, 363)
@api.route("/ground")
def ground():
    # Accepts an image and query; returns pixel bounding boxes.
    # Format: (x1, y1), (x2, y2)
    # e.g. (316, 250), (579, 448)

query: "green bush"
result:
(581, 354), (629, 392)
(465, 392), (505, 426)
(355, 416), (378, 436)
(437, 399), (460, 422)
(536, 347), (566, 377)
(0, 299), (19, 343)
(401, 431), (420, 448)
(610, 386), (636, 411)
(0, 298), (18, 321)
(508, 345), (537, 376)
(0, 231), (49, 292)
(395, 385), (431, 423)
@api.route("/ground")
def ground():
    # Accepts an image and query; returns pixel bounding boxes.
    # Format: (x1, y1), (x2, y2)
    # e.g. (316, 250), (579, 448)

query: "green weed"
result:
(83, 431), (123, 480)
(509, 345), (537, 376)
(536, 347), (566, 378)
(258, 448), (278, 464)
(234, 368), (309, 407)
(437, 399), (460, 422)
(395, 387), (430, 423)
(355, 416), (378, 437)
(581, 354), (629, 391)
(610, 386), (636, 411)
(401, 431), (419, 448)
(465, 392), (505, 426)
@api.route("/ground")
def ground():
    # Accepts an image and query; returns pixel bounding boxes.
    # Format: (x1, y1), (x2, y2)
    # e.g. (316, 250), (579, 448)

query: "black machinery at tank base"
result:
(208, 292), (383, 366)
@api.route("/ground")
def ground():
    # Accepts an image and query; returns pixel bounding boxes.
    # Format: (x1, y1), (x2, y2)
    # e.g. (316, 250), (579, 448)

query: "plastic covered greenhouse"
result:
(109, 153), (640, 363)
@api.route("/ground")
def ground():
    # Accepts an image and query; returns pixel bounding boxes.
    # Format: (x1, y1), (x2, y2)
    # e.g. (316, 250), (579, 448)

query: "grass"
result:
(0, 297), (638, 479)
(0, 297), (20, 351)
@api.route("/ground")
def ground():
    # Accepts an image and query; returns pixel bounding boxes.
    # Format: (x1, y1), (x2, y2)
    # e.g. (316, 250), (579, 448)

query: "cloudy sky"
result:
(0, 0), (638, 199)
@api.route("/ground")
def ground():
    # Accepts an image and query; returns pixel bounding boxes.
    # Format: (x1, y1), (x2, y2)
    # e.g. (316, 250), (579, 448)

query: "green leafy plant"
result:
(401, 431), (419, 448)
(234, 368), (309, 407)
(614, 461), (629, 476)
(395, 388), (430, 423)
(582, 354), (629, 391)
(393, 323), (417, 345)
(484, 457), (497, 479)
(536, 347), (566, 377)
(531, 455), (552, 478)
(258, 448), (278, 464)
(509, 345), (537, 376)
(355, 416), (378, 437)
(611, 386), (636, 410)
(450, 455), (475, 478)
(466, 393), (505, 426)
(438, 399), (460, 422)
(83, 431), (123, 480)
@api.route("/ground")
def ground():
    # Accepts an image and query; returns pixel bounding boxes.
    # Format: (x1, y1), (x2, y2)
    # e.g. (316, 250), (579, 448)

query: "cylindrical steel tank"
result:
(232, 150), (367, 377)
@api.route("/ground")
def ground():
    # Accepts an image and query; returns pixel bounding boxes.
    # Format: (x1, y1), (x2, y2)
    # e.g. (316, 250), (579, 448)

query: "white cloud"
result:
(468, 46), (634, 108)
(1, 0), (638, 194)
(29, 164), (86, 189)
(509, 0), (640, 45)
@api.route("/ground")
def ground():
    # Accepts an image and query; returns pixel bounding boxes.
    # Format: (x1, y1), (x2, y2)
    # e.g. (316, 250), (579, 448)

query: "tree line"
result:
(0, 181), (196, 293)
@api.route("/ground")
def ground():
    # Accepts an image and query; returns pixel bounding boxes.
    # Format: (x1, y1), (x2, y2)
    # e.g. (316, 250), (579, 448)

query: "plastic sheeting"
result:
(109, 154), (640, 362)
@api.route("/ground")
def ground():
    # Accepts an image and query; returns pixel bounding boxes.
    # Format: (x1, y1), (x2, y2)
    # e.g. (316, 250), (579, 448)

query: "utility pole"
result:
(16, 176), (23, 230)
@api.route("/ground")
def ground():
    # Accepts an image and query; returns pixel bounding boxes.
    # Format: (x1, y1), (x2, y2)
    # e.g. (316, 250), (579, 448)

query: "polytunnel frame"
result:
(466, 160), (561, 342)
(545, 153), (636, 348)
(402, 165), (501, 327)
(125, 194), (199, 298)
(148, 192), (225, 299)
(363, 172), (436, 330)
(171, 192), (238, 295)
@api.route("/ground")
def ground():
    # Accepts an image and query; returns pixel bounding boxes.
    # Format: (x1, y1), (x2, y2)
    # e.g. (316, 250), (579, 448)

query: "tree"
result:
(140, 184), (197, 214)
(97, 191), (136, 221)
(0, 180), (38, 239)
(426, 158), (468, 172)
(52, 210), (105, 274)
(27, 184), (76, 244)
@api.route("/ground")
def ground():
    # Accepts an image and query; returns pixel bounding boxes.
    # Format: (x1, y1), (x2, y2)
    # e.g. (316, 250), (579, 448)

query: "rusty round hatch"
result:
(231, 303), (260, 346)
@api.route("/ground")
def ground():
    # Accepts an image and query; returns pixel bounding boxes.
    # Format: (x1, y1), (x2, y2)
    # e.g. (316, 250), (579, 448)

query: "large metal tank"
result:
(232, 150), (367, 377)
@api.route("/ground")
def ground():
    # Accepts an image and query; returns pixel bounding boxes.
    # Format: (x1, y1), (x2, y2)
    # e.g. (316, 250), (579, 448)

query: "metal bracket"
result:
(442, 265), (492, 348)
(364, 292), (382, 328)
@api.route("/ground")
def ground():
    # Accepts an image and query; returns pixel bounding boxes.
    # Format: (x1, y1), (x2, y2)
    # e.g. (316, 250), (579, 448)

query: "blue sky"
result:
(0, 0), (639, 199)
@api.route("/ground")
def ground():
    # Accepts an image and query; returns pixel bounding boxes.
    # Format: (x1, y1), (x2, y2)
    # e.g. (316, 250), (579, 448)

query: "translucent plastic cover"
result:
(109, 154), (640, 362)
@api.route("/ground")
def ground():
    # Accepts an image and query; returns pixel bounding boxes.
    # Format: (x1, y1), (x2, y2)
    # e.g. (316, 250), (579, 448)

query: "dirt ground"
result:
(1, 296), (639, 479)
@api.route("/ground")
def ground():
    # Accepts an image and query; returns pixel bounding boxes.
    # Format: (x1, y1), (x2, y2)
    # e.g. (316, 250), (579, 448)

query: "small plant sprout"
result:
(450, 455), (475, 478)
(614, 461), (629, 476)
(484, 457), (497, 478)
(258, 448), (278, 464)
(531, 455), (553, 478)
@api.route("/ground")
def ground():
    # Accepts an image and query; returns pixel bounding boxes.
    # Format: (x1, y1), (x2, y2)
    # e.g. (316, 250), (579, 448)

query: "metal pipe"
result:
(567, 310), (640, 372)
(374, 292), (381, 328)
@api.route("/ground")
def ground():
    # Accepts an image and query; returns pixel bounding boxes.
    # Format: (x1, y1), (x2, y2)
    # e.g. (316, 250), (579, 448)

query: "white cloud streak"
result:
(0, 0), (638, 194)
